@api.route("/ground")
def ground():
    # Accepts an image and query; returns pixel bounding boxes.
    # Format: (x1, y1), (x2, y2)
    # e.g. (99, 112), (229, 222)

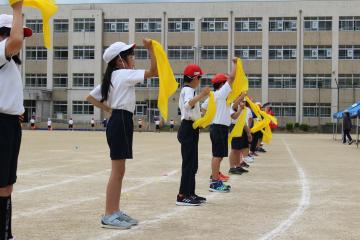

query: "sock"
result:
(7, 197), (12, 239)
(0, 196), (11, 240)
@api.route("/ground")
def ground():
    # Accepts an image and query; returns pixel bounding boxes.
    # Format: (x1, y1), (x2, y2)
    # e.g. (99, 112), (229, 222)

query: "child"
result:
(47, 118), (52, 131)
(86, 39), (157, 229)
(201, 59), (237, 193)
(169, 119), (175, 132)
(229, 97), (253, 175)
(68, 117), (74, 130)
(30, 116), (35, 130)
(155, 117), (160, 133)
(177, 64), (210, 206)
(91, 117), (95, 130)
(137, 118), (143, 132)
(0, 4), (33, 240)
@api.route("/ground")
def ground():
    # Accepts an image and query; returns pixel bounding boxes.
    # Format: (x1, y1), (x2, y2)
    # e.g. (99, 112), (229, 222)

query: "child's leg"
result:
(211, 157), (222, 180)
(0, 186), (12, 240)
(179, 143), (193, 196)
(229, 150), (240, 168)
(105, 160), (126, 215)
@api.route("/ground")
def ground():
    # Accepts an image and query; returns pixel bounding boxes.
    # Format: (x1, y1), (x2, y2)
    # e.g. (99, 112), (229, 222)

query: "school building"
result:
(1, 0), (360, 126)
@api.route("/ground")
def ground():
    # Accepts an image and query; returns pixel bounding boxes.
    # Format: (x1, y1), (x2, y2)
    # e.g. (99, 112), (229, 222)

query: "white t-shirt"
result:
(155, 120), (160, 125)
(179, 86), (201, 121)
(138, 119), (142, 125)
(170, 120), (174, 125)
(69, 119), (74, 125)
(90, 69), (145, 113)
(30, 119), (35, 124)
(91, 119), (95, 124)
(230, 105), (253, 126)
(47, 120), (52, 126)
(201, 82), (232, 126)
(0, 39), (24, 115)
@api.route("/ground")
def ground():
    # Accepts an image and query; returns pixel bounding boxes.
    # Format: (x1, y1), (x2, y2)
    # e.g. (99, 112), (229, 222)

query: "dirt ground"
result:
(11, 131), (360, 240)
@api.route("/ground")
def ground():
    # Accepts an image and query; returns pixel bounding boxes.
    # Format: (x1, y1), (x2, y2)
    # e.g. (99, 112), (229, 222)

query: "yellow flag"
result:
(192, 91), (216, 129)
(228, 107), (247, 144)
(227, 58), (249, 106)
(9, 0), (58, 49)
(246, 96), (261, 119)
(152, 40), (179, 121)
(261, 124), (273, 144)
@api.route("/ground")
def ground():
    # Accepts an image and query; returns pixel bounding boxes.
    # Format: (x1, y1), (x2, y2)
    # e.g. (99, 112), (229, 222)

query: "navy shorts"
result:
(229, 124), (249, 150)
(106, 109), (133, 160)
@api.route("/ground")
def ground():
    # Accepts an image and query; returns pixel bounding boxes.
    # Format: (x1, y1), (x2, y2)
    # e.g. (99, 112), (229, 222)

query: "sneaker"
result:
(257, 147), (267, 153)
(240, 162), (250, 168)
(236, 166), (249, 173)
(244, 156), (254, 163)
(192, 194), (207, 203)
(229, 168), (243, 175)
(115, 210), (138, 226)
(349, 140), (354, 145)
(209, 180), (230, 193)
(176, 195), (201, 206)
(219, 172), (230, 181)
(101, 213), (132, 229)
(250, 152), (259, 157)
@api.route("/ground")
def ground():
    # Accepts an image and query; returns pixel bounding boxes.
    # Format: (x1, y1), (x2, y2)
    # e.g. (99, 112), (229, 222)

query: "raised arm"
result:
(143, 38), (158, 79)
(5, 1), (24, 58)
(227, 57), (238, 87)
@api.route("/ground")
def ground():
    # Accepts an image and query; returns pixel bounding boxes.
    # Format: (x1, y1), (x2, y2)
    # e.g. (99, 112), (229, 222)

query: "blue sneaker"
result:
(115, 210), (138, 226)
(209, 180), (231, 193)
(101, 213), (132, 229)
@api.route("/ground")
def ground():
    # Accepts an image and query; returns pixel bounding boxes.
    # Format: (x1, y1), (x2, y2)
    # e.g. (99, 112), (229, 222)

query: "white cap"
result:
(103, 42), (136, 64)
(0, 14), (33, 37)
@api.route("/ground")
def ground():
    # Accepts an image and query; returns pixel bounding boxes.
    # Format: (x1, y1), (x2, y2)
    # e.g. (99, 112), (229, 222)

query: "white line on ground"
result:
(258, 139), (311, 240)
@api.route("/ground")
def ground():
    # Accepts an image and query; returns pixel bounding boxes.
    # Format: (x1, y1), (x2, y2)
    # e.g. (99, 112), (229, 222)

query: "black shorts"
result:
(0, 113), (22, 187)
(210, 124), (229, 158)
(138, 125), (142, 129)
(69, 124), (73, 129)
(31, 123), (35, 127)
(106, 109), (133, 160)
(229, 124), (249, 150)
(170, 124), (174, 129)
(156, 125), (160, 129)
(91, 124), (95, 128)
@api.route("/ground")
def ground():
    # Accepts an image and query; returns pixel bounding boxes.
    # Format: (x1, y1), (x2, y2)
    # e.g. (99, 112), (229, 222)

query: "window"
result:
(73, 73), (94, 88)
(235, 46), (262, 59)
(304, 17), (332, 31)
(168, 18), (195, 32)
(72, 101), (94, 114)
(339, 45), (360, 59)
(26, 47), (47, 60)
(304, 46), (332, 60)
(54, 47), (68, 60)
(303, 74), (331, 88)
(104, 19), (129, 32)
(148, 77), (159, 88)
(135, 18), (161, 32)
(248, 74), (262, 88)
(303, 103), (331, 117)
(134, 47), (149, 59)
(54, 19), (69, 32)
(168, 46), (194, 60)
(53, 101), (67, 115)
(339, 16), (360, 31)
(269, 17), (297, 32)
(201, 18), (228, 32)
(235, 18), (262, 32)
(271, 102), (296, 116)
(26, 19), (42, 33)
(53, 74), (68, 88)
(269, 46), (296, 60)
(200, 74), (214, 87)
(73, 18), (95, 32)
(25, 73), (47, 88)
(201, 46), (228, 59)
(135, 101), (148, 115)
(73, 46), (95, 60)
(269, 74), (296, 88)
(338, 74), (360, 88)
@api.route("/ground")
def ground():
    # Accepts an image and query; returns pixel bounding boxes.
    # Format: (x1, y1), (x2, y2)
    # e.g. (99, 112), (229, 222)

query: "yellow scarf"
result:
(192, 91), (216, 129)
(151, 40), (179, 121)
(10, 0), (58, 49)
(227, 58), (249, 106)
(228, 107), (247, 144)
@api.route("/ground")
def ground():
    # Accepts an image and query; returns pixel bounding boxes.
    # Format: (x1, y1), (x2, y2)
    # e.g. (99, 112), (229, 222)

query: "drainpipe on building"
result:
(298, 9), (303, 124)
(229, 10), (234, 74)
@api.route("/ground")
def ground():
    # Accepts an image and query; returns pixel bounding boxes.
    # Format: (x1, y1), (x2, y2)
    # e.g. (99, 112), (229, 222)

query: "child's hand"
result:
(9, 0), (23, 9)
(200, 87), (211, 97)
(143, 38), (153, 49)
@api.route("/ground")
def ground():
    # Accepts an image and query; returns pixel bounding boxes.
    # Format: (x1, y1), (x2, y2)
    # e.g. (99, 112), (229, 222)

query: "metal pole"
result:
(357, 116), (359, 148)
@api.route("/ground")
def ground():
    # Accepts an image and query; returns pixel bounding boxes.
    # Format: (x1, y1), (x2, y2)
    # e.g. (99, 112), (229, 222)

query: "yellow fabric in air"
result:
(9, 0), (58, 49)
(228, 107), (247, 144)
(226, 58), (249, 106)
(192, 91), (216, 129)
(152, 40), (179, 121)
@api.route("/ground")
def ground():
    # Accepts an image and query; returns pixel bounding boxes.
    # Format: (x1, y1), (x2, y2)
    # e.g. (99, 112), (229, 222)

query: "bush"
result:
(299, 124), (310, 132)
(294, 123), (300, 128)
(286, 123), (294, 131)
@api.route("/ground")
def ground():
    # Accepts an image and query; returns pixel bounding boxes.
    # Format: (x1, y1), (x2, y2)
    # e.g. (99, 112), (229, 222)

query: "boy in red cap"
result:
(201, 59), (237, 193)
(0, 2), (33, 239)
(176, 64), (211, 206)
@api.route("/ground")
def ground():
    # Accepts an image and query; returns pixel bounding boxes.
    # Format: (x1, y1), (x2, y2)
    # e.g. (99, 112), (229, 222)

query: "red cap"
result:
(183, 64), (204, 78)
(211, 73), (228, 84)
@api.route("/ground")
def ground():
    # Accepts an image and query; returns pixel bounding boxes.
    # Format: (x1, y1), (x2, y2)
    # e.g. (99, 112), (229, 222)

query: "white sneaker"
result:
(244, 156), (254, 163)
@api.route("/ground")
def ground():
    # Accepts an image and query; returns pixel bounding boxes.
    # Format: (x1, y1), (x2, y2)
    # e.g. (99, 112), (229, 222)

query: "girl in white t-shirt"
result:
(86, 39), (157, 229)
(47, 118), (52, 131)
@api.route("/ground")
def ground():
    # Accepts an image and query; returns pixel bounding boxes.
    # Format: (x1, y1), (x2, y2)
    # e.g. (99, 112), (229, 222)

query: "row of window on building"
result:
(24, 73), (360, 89)
(26, 16), (360, 33)
(25, 45), (360, 60)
